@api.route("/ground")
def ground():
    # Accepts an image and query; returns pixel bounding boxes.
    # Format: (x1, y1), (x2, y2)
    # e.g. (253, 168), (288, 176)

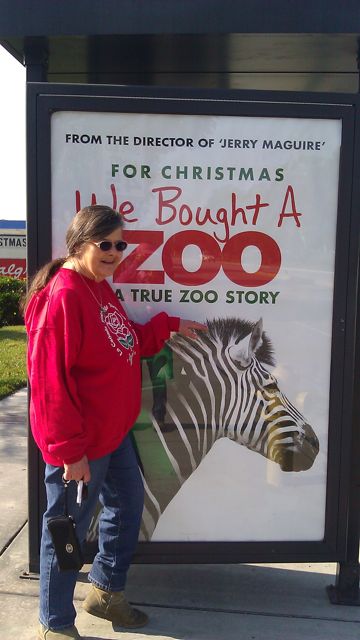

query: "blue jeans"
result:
(39, 435), (144, 631)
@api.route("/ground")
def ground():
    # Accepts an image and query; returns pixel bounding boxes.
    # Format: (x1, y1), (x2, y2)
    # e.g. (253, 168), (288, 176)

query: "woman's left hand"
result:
(178, 319), (208, 339)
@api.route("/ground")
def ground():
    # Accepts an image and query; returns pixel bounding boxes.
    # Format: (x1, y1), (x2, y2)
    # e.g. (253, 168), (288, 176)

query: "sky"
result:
(0, 45), (26, 221)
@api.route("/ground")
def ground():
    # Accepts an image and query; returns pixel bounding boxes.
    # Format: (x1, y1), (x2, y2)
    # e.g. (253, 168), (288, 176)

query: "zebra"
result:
(86, 316), (319, 543)
(135, 317), (319, 541)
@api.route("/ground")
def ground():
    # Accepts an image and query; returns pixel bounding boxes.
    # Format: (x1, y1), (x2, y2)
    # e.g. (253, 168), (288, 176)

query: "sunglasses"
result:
(92, 240), (128, 252)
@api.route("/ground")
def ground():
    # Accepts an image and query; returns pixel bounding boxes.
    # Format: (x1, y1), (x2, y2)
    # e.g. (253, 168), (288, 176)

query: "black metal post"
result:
(327, 78), (360, 605)
(327, 279), (360, 604)
(24, 38), (48, 82)
(24, 38), (48, 574)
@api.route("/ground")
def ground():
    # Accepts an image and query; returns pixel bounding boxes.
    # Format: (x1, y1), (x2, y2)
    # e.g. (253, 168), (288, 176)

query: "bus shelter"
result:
(1, 0), (360, 606)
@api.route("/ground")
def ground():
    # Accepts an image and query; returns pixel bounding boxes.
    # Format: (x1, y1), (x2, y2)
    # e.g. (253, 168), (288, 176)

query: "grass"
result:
(0, 325), (27, 399)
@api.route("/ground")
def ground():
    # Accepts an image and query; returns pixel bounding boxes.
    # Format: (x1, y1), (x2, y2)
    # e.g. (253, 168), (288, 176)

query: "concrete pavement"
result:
(0, 387), (27, 553)
(1, 388), (360, 639)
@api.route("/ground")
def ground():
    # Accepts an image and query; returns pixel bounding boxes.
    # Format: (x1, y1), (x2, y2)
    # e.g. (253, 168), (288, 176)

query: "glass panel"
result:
(51, 109), (341, 543)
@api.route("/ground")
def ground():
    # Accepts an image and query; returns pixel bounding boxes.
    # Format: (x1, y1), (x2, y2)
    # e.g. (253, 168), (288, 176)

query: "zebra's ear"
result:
(229, 318), (264, 366)
(249, 318), (263, 356)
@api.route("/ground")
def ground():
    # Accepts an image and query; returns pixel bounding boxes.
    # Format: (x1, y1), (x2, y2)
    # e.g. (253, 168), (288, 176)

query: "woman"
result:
(24, 205), (206, 640)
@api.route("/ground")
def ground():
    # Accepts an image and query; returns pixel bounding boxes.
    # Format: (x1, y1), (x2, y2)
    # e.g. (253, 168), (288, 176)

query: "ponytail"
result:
(20, 257), (66, 315)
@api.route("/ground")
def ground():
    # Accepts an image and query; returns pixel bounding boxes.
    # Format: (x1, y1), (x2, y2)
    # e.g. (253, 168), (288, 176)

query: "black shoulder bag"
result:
(47, 478), (84, 572)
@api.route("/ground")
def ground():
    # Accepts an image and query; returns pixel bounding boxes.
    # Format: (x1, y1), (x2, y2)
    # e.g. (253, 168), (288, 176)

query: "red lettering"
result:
(0, 259), (27, 279)
(113, 229), (281, 286)
(179, 204), (193, 226)
(111, 183), (117, 210)
(75, 185), (137, 221)
(215, 208), (229, 243)
(75, 190), (81, 212)
(246, 193), (269, 225)
(118, 201), (136, 220)
(75, 190), (101, 211)
(113, 230), (164, 284)
(231, 193), (248, 225)
(162, 231), (221, 285)
(152, 187), (269, 244)
(278, 185), (302, 227)
(153, 186), (182, 224)
(222, 231), (281, 286)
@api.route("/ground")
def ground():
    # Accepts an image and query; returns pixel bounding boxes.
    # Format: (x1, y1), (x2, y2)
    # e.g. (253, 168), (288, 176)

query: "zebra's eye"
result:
(264, 382), (279, 395)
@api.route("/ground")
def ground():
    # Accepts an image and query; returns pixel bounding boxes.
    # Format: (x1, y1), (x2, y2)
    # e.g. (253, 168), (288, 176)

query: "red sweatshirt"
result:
(25, 268), (179, 466)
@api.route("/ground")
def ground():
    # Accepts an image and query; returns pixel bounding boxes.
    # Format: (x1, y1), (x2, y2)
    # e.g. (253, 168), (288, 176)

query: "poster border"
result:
(26, 83), (360, 566)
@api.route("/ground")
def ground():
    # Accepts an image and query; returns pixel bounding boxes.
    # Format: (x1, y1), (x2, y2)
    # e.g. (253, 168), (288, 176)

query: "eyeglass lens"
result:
(98, 241), (127, 252)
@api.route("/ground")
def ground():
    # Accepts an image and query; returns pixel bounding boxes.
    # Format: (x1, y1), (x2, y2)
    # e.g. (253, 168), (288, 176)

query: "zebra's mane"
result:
(206, 317), (275, 366)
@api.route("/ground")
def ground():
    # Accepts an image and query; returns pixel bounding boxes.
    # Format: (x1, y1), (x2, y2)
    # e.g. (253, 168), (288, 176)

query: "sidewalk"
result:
(1, 388), (360, 639)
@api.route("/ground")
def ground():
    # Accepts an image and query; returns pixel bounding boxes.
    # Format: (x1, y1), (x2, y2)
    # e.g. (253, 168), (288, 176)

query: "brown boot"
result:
(38, 624), (81, 639)
(82, 584), (148, 628)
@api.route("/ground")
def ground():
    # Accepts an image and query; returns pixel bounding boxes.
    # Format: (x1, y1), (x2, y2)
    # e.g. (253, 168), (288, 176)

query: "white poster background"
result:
(51, 110), (341, 541)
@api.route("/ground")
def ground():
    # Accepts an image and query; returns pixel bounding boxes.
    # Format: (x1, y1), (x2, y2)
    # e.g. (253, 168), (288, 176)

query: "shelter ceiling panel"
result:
(1, 34), (358, 75)
(46, 71), (358, 93)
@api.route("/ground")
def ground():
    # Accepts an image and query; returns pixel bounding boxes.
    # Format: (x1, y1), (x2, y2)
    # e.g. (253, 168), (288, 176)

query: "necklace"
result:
(78, 272), (107, 317)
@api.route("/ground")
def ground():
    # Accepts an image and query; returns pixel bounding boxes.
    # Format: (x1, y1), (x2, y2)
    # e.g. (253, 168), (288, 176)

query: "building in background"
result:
(0, 219), (26, 278)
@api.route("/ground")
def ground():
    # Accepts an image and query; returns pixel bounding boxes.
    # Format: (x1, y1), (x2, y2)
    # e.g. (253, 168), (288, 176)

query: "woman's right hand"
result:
(178, 319), (208, 339)
(63, 455), (91, 483)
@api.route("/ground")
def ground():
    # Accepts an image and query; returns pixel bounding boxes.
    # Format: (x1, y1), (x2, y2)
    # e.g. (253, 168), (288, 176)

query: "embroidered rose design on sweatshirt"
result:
(101, 304), (136, 363)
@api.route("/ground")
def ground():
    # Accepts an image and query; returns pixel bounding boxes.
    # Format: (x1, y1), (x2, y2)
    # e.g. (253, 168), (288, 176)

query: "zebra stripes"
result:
(86, 316), (319, 543)
(138, 317), (319, 540)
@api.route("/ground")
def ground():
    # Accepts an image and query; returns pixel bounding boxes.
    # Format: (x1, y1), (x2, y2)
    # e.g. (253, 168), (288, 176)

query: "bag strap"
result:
(62, 476), (70, 517)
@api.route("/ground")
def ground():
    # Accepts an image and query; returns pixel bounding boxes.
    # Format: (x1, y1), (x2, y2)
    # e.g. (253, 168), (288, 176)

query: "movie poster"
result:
(51, 109), (341, 542)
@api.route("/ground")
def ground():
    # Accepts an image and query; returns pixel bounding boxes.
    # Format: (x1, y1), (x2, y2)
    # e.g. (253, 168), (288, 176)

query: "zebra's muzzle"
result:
(277, 423), (319, 472)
